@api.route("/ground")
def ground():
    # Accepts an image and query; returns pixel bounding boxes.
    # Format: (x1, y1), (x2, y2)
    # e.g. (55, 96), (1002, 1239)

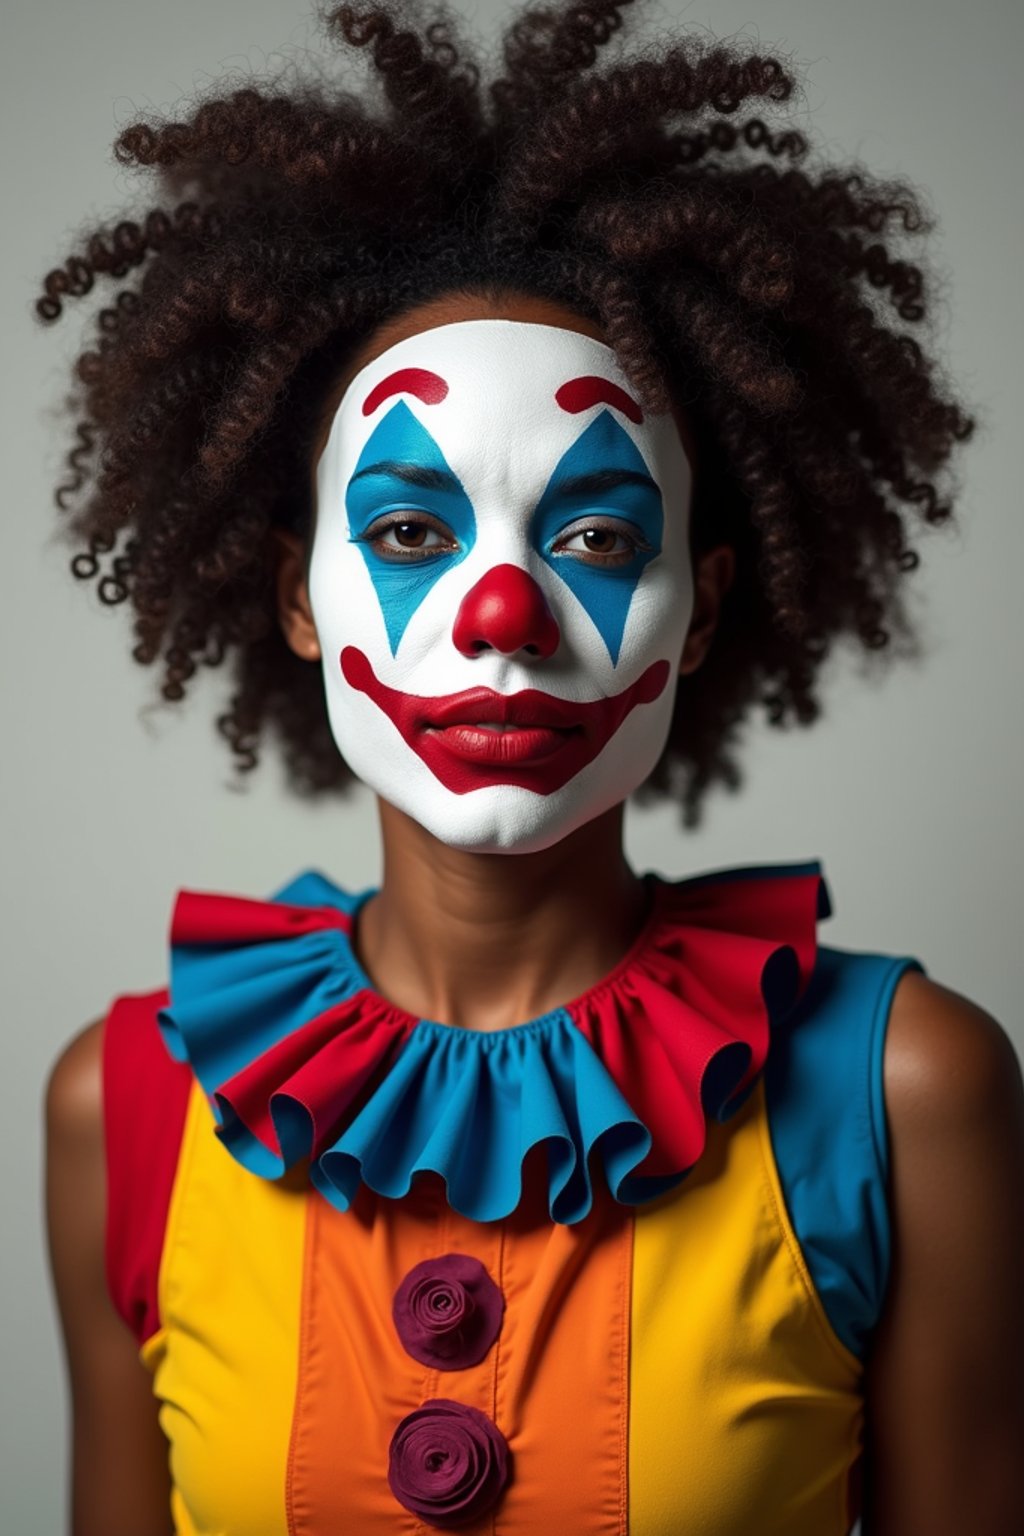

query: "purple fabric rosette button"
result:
(392, 1252), (504, 1370)
(387, 1397), (511, 1528)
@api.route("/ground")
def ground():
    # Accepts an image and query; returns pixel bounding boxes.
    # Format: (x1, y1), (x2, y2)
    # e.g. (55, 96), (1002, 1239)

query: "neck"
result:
(353, 800), (649, 1032)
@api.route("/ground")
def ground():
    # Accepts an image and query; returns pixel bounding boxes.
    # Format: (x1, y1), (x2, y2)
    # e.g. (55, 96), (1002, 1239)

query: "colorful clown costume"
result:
(102, 860), (923, 1534)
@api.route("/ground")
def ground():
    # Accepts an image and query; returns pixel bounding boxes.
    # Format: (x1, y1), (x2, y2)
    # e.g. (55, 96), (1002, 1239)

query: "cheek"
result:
(585, 543), (695, 675)
(307, 520), (389, 658)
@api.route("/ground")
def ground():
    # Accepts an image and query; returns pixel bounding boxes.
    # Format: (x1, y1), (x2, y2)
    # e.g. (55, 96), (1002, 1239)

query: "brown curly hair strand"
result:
(35, 0), (976, 825)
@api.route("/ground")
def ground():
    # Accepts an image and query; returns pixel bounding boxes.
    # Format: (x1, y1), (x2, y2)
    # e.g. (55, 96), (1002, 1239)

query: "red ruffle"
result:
(567, 867), (826, 1181)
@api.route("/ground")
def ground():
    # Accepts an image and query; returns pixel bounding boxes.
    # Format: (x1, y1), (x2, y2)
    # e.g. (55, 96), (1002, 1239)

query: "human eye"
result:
(355, 512), (459, 562)
(550, 516), (653, 566)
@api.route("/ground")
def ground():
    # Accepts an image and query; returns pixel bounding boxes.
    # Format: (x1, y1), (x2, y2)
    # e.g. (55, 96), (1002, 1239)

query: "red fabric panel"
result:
(102, 987), (193, 1347)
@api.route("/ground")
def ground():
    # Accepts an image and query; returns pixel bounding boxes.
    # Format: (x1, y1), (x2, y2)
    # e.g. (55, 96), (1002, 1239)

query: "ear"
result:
(271, 528), (322, 662)
(679, 543), (736, 677)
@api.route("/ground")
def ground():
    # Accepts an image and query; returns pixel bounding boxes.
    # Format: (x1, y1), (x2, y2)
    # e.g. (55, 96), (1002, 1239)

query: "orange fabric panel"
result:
(287, 1157), (634, 1534)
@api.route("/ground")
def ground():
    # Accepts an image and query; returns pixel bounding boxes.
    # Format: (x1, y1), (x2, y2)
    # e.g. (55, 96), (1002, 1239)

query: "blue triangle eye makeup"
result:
(342, 401), (663, 662)
(345, 401), (477, 654)
(531, 413), (663, 665)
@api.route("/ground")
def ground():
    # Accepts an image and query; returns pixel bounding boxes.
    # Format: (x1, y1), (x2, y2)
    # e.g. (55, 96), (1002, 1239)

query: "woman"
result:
(42, 3), (1024, 1533)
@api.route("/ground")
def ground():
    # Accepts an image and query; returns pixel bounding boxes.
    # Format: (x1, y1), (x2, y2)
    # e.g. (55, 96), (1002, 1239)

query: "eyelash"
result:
(551, 518), (652, 565)
(357, 513), (651, 565)
(356, 513), (459, 561)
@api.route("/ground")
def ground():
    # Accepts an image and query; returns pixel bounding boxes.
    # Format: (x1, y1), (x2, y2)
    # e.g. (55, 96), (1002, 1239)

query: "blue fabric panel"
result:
(763, 944), (926, 1360)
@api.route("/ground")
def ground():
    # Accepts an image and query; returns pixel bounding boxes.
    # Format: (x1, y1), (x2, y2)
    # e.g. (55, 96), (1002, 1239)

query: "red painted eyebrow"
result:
(555, 376), (643, 424)
(362, 367), (449, 417)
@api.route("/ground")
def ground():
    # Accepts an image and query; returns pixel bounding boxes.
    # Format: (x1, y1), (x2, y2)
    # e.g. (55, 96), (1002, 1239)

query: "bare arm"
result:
(864, 970), (1024, 1534)
(45, 1018), (173, 1536)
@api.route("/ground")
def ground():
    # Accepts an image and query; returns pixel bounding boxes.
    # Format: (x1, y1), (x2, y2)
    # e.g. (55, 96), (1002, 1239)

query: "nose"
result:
(452, 564), (560, 659)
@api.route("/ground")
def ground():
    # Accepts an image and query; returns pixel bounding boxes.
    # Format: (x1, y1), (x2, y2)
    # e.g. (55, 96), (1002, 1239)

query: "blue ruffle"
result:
(314, 1012), (656, 1224)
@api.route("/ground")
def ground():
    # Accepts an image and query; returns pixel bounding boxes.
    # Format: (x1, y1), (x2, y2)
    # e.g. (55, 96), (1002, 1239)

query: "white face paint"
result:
(309, 318), (694, 854)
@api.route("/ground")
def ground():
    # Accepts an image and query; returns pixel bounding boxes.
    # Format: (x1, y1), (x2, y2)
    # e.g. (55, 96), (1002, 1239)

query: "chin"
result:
(384, 782), (633, 858)
(333, 718), (668, 856)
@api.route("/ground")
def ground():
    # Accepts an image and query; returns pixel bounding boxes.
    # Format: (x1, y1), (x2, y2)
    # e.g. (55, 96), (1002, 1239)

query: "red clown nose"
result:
(452, 564), (561, 659)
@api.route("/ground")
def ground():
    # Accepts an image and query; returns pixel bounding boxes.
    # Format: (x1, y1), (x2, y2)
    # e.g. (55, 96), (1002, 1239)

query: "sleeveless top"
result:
(101, 860), (924, 1536)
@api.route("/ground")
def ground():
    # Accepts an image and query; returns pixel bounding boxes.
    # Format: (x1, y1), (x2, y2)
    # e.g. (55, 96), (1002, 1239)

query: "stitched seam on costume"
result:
(840, 1399), (864, 1535)
(414, 1182), (450, 1536)
(489, 1216), (507, 1536)
(617, 1209), (635, 1535)
(755, 1076), (863, 1377)
(868, 957), (919, 1184)
(154, 1078), (204, 1364)
(867, 956), (922, 1328)
(284, 1178), (316, 1536)
(138, 1324), (167, 1374)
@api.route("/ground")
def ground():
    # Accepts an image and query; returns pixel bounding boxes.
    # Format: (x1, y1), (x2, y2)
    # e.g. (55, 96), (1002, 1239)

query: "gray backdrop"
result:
(3, 0), (1021, 1527)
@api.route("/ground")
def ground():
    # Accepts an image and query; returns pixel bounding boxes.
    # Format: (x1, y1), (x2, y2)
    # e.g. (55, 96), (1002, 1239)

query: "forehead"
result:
(349, 317), (634, 402)
(343, 316), (641, 427)
(317, 319), (674, 499)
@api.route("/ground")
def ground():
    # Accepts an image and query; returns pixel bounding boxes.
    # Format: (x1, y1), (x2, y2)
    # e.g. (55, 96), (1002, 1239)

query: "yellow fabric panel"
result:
(630, 1076), (863, 1536)
(141, 1080), (308, 1536)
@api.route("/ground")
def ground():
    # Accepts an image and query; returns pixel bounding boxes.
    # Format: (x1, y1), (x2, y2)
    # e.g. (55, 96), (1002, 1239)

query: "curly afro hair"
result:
(36, 0), (975, 826)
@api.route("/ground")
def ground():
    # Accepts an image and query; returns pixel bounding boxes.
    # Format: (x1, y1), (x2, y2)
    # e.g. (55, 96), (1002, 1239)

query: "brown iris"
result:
(581, 528), (618, 553)
(394, 521), (429, 547)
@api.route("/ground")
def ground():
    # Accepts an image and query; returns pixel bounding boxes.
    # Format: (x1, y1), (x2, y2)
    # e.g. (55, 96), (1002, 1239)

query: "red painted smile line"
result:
(340, 647), (671, 795)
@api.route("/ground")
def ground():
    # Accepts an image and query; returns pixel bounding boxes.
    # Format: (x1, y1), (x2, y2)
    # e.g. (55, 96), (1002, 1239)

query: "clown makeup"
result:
(309, 319), (695, 855)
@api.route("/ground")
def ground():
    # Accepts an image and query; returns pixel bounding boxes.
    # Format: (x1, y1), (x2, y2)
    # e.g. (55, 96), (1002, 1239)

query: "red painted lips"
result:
(340, 646), (670, 795)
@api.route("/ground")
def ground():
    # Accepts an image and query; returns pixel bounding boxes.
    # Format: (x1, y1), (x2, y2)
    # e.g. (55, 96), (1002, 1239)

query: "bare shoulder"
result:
(45, 1017), (109, 1275)
(863, 968), (1024, 1533)
(45, 1016), (106, 1153)
(884, 968), (1023, 1135)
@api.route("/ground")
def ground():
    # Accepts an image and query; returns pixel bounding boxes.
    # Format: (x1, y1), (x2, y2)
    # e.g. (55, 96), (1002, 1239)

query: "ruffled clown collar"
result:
(158, 861), (831, 1225)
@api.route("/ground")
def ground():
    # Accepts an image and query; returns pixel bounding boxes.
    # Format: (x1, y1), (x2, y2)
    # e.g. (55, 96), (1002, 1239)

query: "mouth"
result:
(340, 646), (670, 795)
